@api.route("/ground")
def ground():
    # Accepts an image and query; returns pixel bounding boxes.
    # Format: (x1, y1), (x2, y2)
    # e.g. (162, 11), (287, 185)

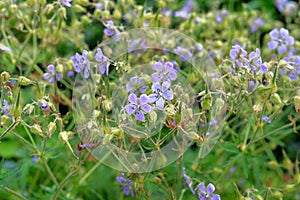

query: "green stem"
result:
(79, 161), (102, 185)
(43, 160), (59, 187)
(0, 119), (18, 141)
(51, 170), (78, 200)
(2, 186), (27, 200)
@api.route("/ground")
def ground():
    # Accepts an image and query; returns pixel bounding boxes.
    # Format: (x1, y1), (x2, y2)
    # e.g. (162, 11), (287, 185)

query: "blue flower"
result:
(1, 100), (12, 118)
(39, 99), (49, 109)
(116, 173), (134, 197)
(174, 46), (193, 62)
(267, 28), (294, 54)
(103, 20), (121, 42)
(0, 45), (12, 52)
(70, 50), (91, 78)
(182, 168), (196, 195)
(44, 65), (62, 84)
(32, 155), (39, 163)
(197, 183), (221, 200)
(151, 61), (178, 82)
(61, 0), (72, 7)
(126, 76), (147, 94)
(95, 48), (109, 76)
(245, 48), (268, 74)
(230, 45), (247, 68)
(251, 17), (264, 33)
(216, 9), (228, 24)
(148, 82), (174, 109)
(174, 0), (194, 19)
(262, 116), (272, 124)
(125, 93), (152, 122)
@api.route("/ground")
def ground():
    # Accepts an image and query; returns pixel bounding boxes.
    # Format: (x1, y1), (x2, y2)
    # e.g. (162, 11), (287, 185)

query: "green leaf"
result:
(242, 154), (249, 179)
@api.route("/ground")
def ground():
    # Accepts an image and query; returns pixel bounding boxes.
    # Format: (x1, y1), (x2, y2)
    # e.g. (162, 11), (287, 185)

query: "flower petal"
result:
(47, 64), (55, 73)
(135, 110), (145, 122)
(278, 44), (287, 54)
(152, 82), (161, 92)
(279, 28), (289, 38)
(269, 28), (279, 39)
(125, 105), (136, 115)
(148, 94), (158, 103)
(211, 194), (221, 200)
(267, 41), (278, 50)
(151, 73), (162, 82)
(198, 183), (206, 193)
(168, 71), (177, 80)
(141, 104), (151, 114)
(207, 183), (215, 194)
(152, 62), (163, 72)
(140, 94), (148, 105)
(285, 36), (294, 45)
(126, 83), (134, 92)
(162, 81), (171, 92)
(156, 97), (164, 109)
(139, 85), (147, 93)
(128, 93), (138, 105)
(163, 90), (173, 101)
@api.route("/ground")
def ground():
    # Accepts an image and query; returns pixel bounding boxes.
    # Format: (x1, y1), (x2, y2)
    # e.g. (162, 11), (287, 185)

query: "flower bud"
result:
(294, 96), (300, 113)
(48, 122), (56, 137)
(1, 115), (11, 126)
(59, 7), (67, 19)
(75, 5), (86, 13)
(18, 76), (32, 86)
(201, 93), (212, 110)
(101, 10), (110, 19)
(10, 4), (18, 13)
(270, 93), (282, 104)
(187, 73), (197, 84)
(1, 71), (10, 82)
(0, 2), (6, 9)
(76, 0), (89, 6)
(38, 0), (46, 5)
(23, 104), (34, 115)
(113, 9), (122, 20)
(59, 131), (74, 142)
(31, 124), (43, 136)
(215, 98), (225, 109)
(94, 9), (101, 18)
(56, 64), (64, 74)
(102, 99), (112, 112)
(27, 0), (36, 7)
(45, 4), (54, 14)
(257, 84), (277, 99)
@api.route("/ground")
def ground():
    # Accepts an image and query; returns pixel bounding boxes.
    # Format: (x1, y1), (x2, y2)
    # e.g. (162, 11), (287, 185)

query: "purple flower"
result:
(246, 48), (268, 74)
(174, 0), (194, 19)
(216, 9), (228, 24)
(103, 20), (121, 42)
(43, 65), (62, 84)
(116, 173), (134, 197)
(275, 0), (288, 12)
(70, 50), (91, 78)
(174, 46), (193, 62)
(0, 45), (12, 52)
(262, 116), (272, 124)
(148, 82), (173, 109)
(39, 99), (48, 109)
(267, 28), (294, 54)
(1, 100), (12, 118)
(251, 17), (264, 33)
(126, 76), (147, 94)
(275, 0), (298, 15)
(182, 168), (196, 195)
(61, 0), (72, 7)
(151, 61), (178, 82)
(230, 45), (247, 68)
(249, 80), (256, 87)
(95, 48), (109, 76)
(198, 183), (221, 200)
(32, 155), (39, 163)
(125, 93), (152, 122)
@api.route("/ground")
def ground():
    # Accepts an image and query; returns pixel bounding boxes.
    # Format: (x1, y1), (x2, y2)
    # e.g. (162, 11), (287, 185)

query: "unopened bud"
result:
(38, 0), (46, 5)
(102, 99), (112, 112)
(294, 96), (300, 112)
(18, 76), (32, 86)
(10, 4), (18, 13)
(56, 64), (64, 74)
(1, 71), (10, 82)
(59, 131), (74, 142)
(27, 0), (36, 7)
(0, 2), (6, 9)
(201, 93), (212, 110)
(31, 124), (43, 136)
(23, 104), (34, 115)
(1, 115), (11, 126)
(45, 4), (54, 14)
(59, 7), (67, 19)
(48, 122), (56, 137)
(101, 10), (110, 19)
(75, 5), (86, 13)
(270, 93), (282, 104)
(113, 9), (122, 20)
(215, 98), (225, 109)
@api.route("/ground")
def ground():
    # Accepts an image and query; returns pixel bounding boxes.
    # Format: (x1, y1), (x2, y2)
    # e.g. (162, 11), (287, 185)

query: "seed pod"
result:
(294, 96), (300, 113)
(0, 2), (6, 9)
(1, 71), (10, 82)
(10, 4), (18, 13)
(201, 93), (212, 110)
(270, 93), (282, 104)
(48, 122), (56, 137)
(31, 124), (43, 136)
(18, 76), (32, 86)
(102, 99), (112, 112)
